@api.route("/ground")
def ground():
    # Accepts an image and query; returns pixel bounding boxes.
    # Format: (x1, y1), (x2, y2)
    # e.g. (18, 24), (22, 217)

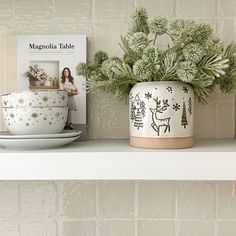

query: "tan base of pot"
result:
(130, 136), (194, 149)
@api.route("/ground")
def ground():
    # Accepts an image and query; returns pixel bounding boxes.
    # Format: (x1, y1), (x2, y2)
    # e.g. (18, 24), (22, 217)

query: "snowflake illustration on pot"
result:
(18, 98), (24, 104)
(42, 96), (49, 102)
(130, 94), (146, 130)
(145, 92), (152, 99)
(173, 103), (180, 111)
(31, 113), (38, 118)
(166, 86), (173, 93)
(183, 86), (189, 93)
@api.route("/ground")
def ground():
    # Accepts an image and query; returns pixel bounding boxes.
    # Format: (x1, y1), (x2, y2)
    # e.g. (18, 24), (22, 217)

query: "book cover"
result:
(17, 35), (87, 140)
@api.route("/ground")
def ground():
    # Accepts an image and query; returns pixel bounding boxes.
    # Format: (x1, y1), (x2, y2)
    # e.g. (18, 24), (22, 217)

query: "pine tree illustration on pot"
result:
(129, 81), (194, 148)
(76, 8), (236, 149)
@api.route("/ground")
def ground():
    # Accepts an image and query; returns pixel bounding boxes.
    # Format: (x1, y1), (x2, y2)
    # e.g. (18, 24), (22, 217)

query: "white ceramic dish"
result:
(0, 136), (80, 150)
(1, 89), (68, 108)
(3, 106), (68, 135)
(0, 130), (82, 139)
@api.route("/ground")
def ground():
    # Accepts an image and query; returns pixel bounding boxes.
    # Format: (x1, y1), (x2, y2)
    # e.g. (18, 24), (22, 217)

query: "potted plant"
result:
(76, 8), (236, 149)
(25, 64), (48, 87)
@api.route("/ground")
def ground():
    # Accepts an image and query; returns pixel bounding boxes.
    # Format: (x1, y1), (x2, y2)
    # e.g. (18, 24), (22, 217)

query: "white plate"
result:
(0, 136), (80, 150)
(0, 130), (82, 139)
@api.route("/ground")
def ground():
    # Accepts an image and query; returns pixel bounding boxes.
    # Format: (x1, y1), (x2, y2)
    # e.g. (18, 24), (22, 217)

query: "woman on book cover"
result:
(60, 67), (78, 130)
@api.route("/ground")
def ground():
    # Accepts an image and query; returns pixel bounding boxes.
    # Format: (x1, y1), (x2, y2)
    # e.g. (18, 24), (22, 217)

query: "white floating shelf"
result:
(0, 139), (236, 180)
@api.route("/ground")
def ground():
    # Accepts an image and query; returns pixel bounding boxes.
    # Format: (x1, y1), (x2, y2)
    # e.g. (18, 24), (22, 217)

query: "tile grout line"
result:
(174, 182), (179, 236)
(87, 0), (96, 137)
(56, 181), (60, 236)
(2, 32), (6, 95)
(175, 0), (178, 17)
(217, 0), (223, 40)
(233, 0), (236, 139)
(15, 216), (236, 222)
(96, 181), (99, 236)
(134, 181), (138, 236)
(56, 217), (186, 221)
(215, 0), (221, 139)
(84, 16), (236, 23)
(17, 181), (21, 236)
(174, 0), (177, 18)
(52, 0), (55, 17)
(215, 182), (218, 236)
(12, 0), (16, 29)
(92, 0), (96, 36)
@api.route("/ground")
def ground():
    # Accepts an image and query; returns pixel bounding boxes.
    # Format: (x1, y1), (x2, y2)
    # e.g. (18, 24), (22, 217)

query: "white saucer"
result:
(0, 135), (80, 150)
(0, 130), (82, 139)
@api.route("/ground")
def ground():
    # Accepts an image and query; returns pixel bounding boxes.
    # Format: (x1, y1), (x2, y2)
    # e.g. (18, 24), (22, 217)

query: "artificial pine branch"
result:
(76, 7), (236, 103)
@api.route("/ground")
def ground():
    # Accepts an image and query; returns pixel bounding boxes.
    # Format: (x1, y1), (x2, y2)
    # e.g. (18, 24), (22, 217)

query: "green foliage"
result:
(216, 42), (236, 93)
(176, 61), (198, 82)
(129, 7), (149, 35)
(158, 52), (178, 81)
(182, 43), (205, 63)
(94, 51), (109, 65)
(76, 7), (236, 103)
(133, 59), (154, 81)
(142, 46), (160, 63)
(198, 54), (228, 78)
(149, 17), (168, 35)
(25, 64), (47, 81)
(129, 32), (149, 53)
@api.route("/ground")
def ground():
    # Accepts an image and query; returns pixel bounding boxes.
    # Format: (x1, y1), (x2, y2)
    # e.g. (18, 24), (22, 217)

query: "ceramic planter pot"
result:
(3, 106), (68, 135)
(1, 89), (68, 108)
(129, 81), (194, 149)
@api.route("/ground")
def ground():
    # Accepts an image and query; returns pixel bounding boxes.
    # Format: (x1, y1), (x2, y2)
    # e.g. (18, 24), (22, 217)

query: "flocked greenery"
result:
(76, 7), (236, 103)
(25, 64), (47, 82)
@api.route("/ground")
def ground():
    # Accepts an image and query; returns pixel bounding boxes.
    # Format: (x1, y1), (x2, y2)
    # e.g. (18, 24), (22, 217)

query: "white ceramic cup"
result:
(3, 106), (68, 135)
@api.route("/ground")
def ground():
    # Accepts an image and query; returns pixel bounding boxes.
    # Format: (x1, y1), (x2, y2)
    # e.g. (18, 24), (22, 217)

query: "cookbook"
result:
(17, 35), (87, 140)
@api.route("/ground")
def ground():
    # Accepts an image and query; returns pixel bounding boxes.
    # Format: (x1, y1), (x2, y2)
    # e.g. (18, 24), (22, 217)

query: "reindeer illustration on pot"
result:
(150, 97), (171, 136)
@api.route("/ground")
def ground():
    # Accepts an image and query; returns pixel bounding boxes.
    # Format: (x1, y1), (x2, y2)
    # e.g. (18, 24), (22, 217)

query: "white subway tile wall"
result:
(98, 181), (135, 218)
(138, 182), (175, 218)
(59, 182), (96, 218)
(178, 222), (215, 236)
(0, 0), (236, 236)
(138, 220), (175, 236)
(0, 181), (236, 236)
(176, 182), (216, 220)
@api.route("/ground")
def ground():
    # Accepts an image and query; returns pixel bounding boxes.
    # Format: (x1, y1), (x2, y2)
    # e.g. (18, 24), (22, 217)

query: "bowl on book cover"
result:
(2, 106), (68, 135)
(68, 89), (78, 96)
(1, 89), (68, 108)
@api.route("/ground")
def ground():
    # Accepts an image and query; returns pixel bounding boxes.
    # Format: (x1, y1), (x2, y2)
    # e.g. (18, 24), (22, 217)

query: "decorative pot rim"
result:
(133, 81), (190, 86)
